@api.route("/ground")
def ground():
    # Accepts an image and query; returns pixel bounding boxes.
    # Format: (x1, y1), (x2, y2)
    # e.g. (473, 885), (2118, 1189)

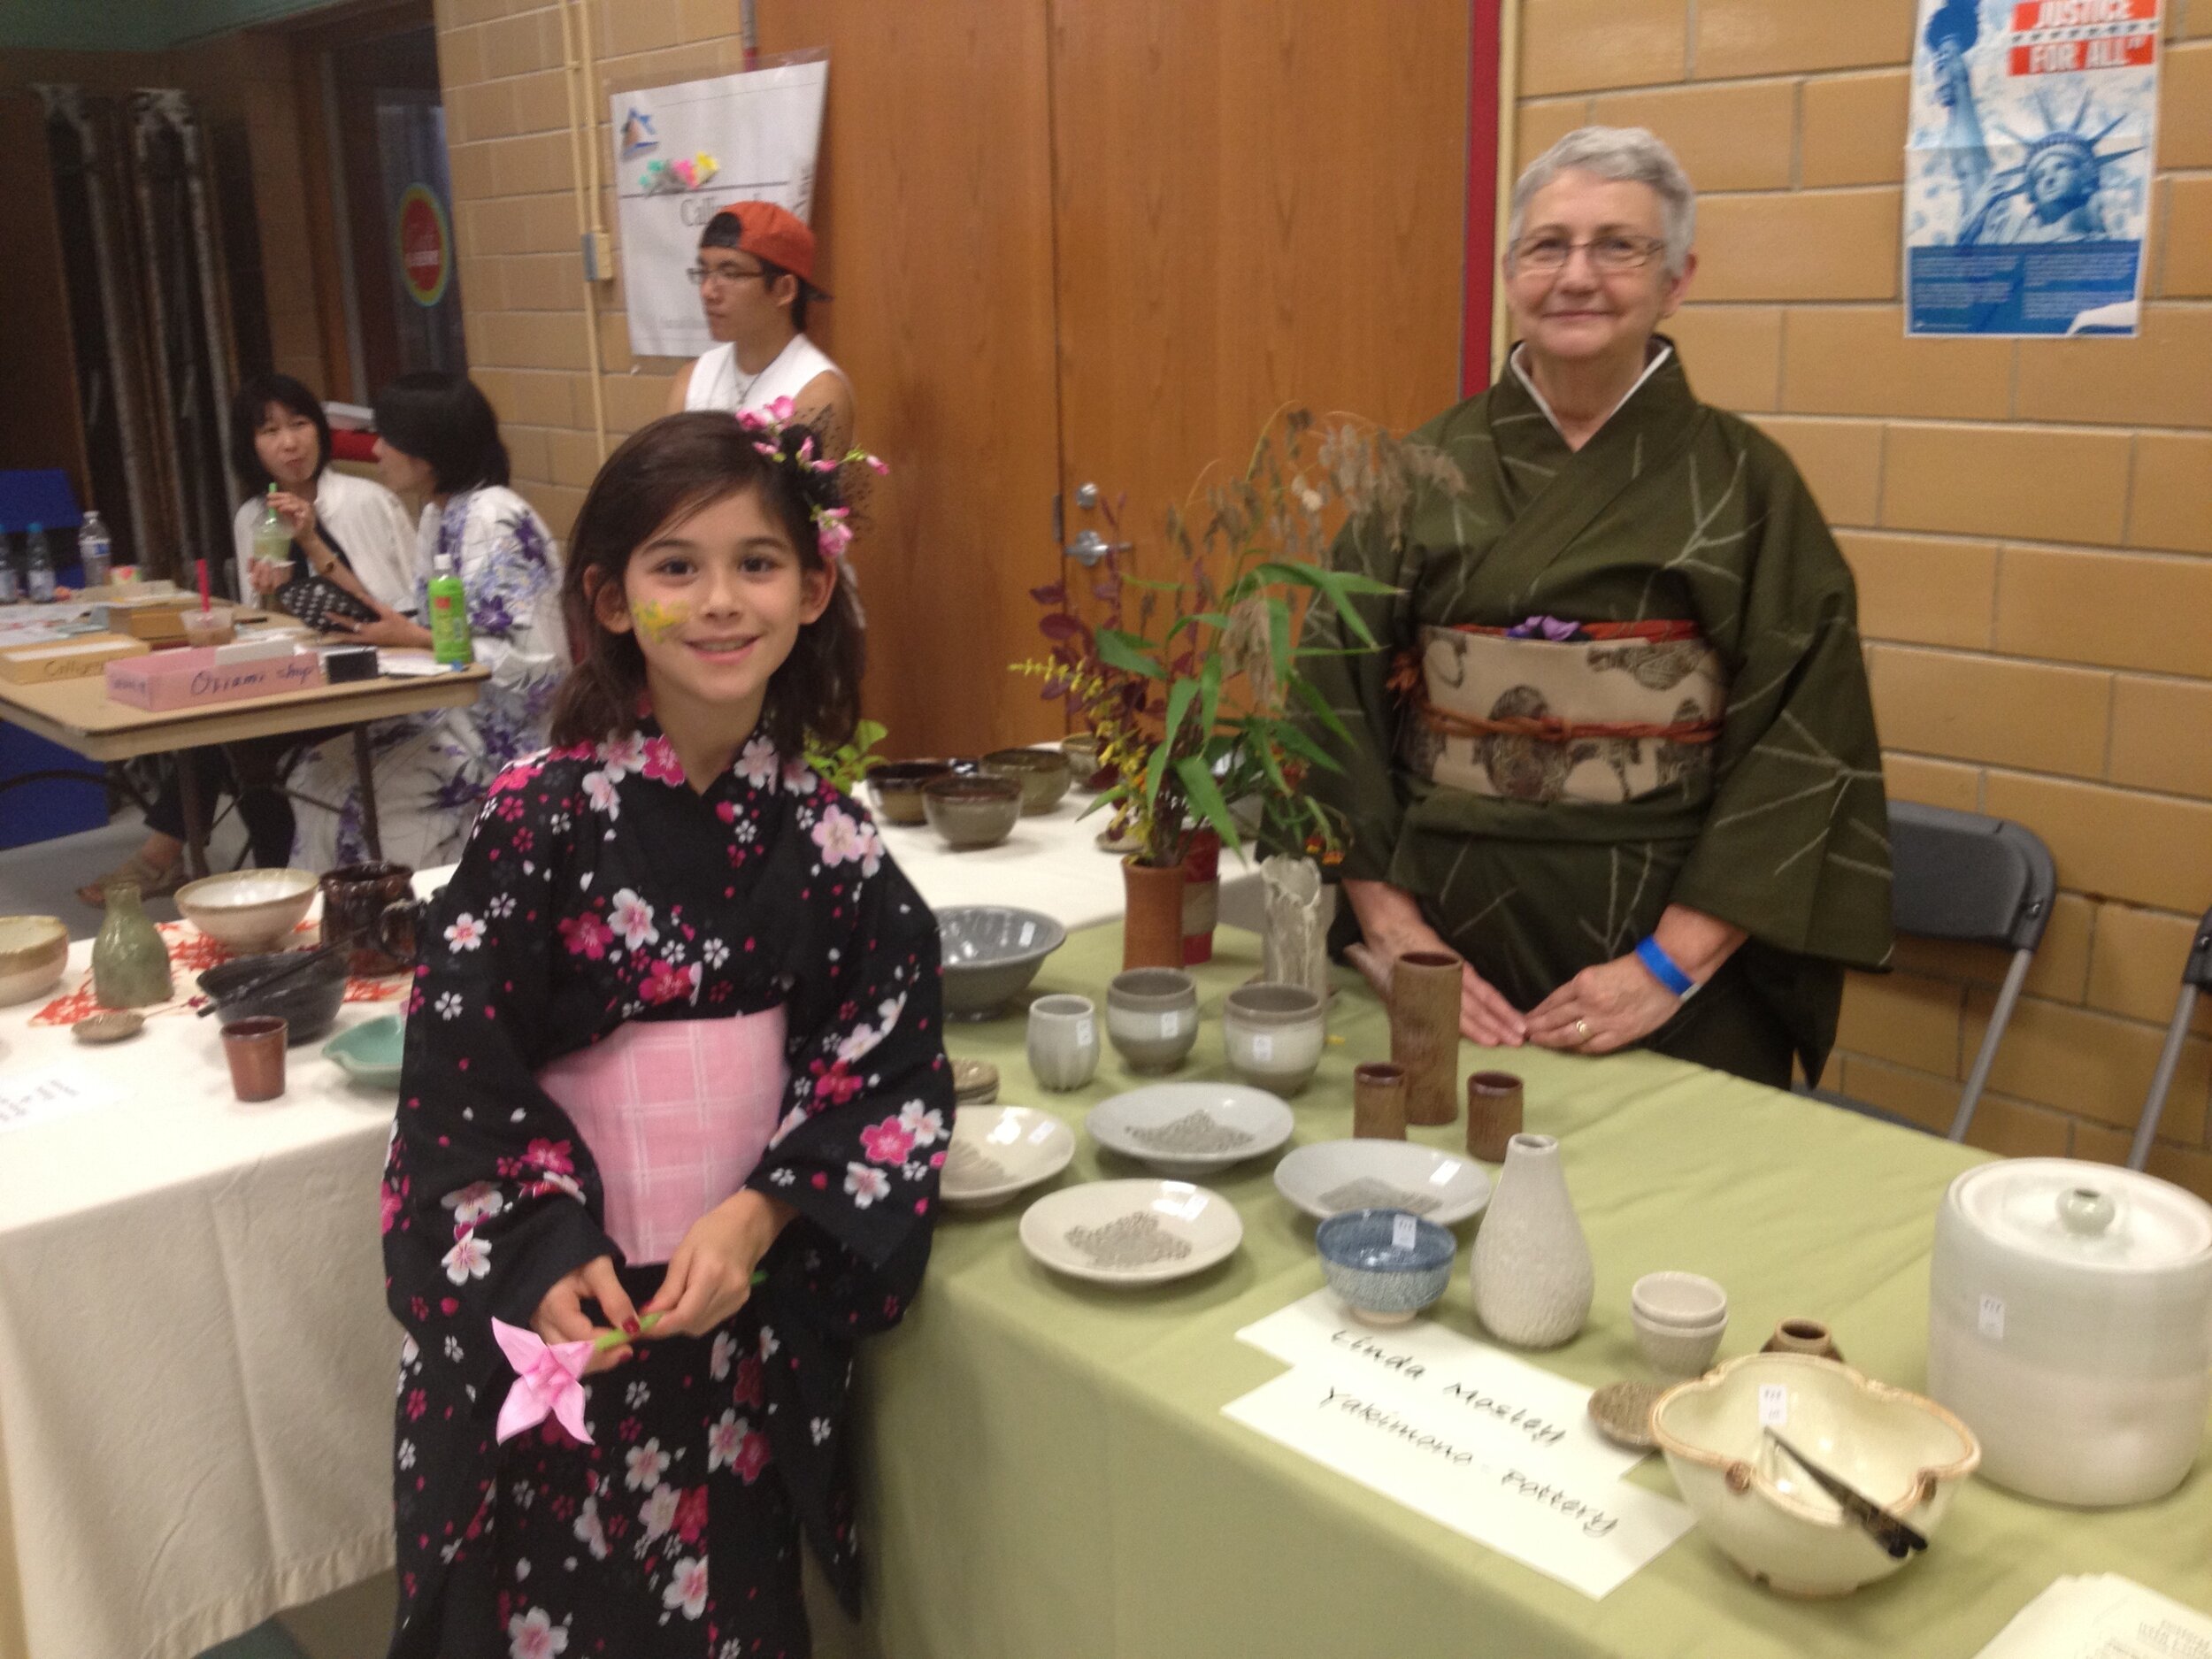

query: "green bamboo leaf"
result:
(1096, 629), (1164, 680)
(1161, 677), (1199, 750)
(1175, 754), (1241, 854)
(1288, 679), (1356, 748)
(1276, 723), (1345, 772)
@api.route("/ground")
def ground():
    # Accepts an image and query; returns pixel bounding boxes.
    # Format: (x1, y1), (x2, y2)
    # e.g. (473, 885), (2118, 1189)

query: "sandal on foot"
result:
(78, 849), (186, 908)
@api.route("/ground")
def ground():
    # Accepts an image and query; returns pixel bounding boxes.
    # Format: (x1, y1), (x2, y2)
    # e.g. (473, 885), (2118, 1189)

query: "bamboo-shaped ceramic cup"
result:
(1466, 1070), (1524, 1161)
(1389, 950), (1462, 1125)
(1352, 1062), (1408, 1140)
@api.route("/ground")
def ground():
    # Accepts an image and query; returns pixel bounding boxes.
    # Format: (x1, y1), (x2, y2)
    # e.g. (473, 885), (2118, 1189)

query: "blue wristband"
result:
(1635, 935), (1697, 999)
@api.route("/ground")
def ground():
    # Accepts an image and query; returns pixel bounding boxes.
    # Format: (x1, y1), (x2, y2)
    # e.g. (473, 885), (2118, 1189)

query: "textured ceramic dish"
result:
(1104, 967), (1200, 1071)
(175, 867), (319, 954)
(1087, 1081), (1294, 1176)
(197, 950), (349, 1045)
(1220, 981), (1327, 1096)
(1271, 1139), (1493, 1227)
(1588, 1379), (1667, 1450)
(73, 1010), (145, 1044)
(0, 915), (69, 1007)
(864, 760), (956, 826)
(1652, 1353), (1980, 1597)
(941, 1105), (1077, 1208)
(1315, 1208), (1458, 1325)
(937, 906), (1067, 1018)
(950, 1056), (1001, 1104)
(923, 774), (1023, 849)
(980, 748), (1073, 815)
(1018, 1178), (1242, 1286)
(324, 1014), (405, 1085)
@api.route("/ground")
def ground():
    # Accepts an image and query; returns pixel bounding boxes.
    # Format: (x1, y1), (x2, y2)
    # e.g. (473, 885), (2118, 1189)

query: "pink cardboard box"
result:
(104, 646), (325, 710)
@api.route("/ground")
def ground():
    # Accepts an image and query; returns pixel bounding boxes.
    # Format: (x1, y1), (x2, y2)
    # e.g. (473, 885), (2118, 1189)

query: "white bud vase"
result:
(1471, 1133), (1593, 1348)
(1258, 854), (1336, 1002)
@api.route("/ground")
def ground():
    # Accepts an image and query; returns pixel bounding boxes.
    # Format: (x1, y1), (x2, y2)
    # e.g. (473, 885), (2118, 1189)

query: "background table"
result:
(818, 922), (2212, 1659)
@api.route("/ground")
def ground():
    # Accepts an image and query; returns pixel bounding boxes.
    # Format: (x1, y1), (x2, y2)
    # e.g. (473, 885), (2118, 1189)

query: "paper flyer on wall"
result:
(609, 55), (827, 359)
(1904, 0), (2162, 336)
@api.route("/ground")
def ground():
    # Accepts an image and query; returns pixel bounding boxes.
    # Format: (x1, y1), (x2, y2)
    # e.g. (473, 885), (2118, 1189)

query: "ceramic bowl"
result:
(941, 1105), (1077, 1208)
(1087, 1080), (1294, 1177)
(1220, 981), (1327, 1096)
(324, 1014), (405, 1086)
(197, 950), (349, 1045)
(0, 915), (70, 1007)
(980, 747), (1072, 815)
(1632, 1307), (1728, 1378)
(865, 760), (957, 826)
(1316, 1208), (1458, 1325)
(1018, 1178), (1242, 1286)
(1061, 734), (1114, 791)
(175, 867), (319, 954)
(937, 906), (1066, 1018)
(1104, 967), (1200, 1071)
(1271, 1138), (1493, 1227)
(1632, 1270), (1730, 1328)
(923, 774), (1023, 849)
(1652, 1353), (1980, 1598)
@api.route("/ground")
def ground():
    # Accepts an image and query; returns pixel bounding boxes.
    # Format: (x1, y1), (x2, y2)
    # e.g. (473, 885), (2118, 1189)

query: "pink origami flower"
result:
(492, 1318), (594, 1445)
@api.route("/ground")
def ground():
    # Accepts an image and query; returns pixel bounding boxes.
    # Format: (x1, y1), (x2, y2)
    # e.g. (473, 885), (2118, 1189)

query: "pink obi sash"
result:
(536, 1010), (788, 1264)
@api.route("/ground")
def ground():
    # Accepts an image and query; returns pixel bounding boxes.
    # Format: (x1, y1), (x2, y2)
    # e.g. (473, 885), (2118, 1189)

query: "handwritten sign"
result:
(0, 1064), (126, 1136)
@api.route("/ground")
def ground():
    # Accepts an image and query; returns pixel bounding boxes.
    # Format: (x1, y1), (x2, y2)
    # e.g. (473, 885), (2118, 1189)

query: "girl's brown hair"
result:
(549, 411), (864, 755)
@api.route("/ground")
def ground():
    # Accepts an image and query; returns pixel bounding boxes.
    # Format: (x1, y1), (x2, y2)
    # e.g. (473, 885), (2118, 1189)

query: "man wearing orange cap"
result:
(667, 200), (853, 445)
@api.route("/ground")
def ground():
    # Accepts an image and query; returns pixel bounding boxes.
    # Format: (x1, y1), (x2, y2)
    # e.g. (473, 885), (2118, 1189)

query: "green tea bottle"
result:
(426, 552), (473, 666)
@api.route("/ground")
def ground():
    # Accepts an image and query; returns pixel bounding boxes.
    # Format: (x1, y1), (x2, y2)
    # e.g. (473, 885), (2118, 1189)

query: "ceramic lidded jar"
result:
(1470, 1133), (1593, 1348)
(1927, 1158), (2212, 1508)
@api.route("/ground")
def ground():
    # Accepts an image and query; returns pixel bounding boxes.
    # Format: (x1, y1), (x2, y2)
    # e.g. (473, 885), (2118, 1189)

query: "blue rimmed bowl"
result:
(1315, 1208), (1458, 1325)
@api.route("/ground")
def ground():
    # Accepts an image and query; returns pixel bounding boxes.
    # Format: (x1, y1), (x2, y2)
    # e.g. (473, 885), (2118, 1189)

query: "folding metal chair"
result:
(1886, 802), (2058, 1144)
(2127, 905), (2212, 1171)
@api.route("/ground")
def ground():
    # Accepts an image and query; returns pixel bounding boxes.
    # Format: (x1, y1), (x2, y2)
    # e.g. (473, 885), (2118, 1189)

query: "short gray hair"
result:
(1508, 126), (1696, 276)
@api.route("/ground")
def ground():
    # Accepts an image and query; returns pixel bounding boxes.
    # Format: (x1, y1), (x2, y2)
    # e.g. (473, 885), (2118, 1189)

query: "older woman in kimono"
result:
(1306, 127), (1892, 1088)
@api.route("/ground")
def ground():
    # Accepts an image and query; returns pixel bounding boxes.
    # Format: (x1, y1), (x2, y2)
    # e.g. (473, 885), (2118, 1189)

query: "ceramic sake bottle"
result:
(92, 881), (174, 1008)
(1470, 1133), (1594, 1348)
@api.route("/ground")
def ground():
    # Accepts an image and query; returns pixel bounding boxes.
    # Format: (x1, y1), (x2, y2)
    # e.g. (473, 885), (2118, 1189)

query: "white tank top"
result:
(683, 333), (847, 416)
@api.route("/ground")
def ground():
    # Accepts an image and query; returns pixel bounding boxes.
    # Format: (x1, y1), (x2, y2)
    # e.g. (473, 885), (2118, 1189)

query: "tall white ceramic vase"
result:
(1470, 1133), (1593, 1348)
(1259, 854), (1336, 1002)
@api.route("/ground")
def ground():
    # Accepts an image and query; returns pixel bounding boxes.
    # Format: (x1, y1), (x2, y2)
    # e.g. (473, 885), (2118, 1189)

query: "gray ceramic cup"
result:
(1026, 994), (1101, 1090)
(1221, 981), (1326, 1095)
(1105, 967), (1200, 1072)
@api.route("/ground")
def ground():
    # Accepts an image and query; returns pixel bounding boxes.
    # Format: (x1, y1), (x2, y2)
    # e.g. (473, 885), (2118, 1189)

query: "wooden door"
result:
(758, 0), (1068, 761)
(1047, 0), (1470, 572)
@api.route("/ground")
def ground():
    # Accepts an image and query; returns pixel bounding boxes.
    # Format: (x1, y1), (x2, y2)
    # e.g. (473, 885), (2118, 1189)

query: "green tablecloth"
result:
(817, 922), (2212, 1659)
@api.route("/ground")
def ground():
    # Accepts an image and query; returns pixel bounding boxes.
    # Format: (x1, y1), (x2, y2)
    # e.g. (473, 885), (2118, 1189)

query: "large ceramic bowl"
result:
(865, 760), (957, 826)
(176, 867), (319, 954)
(981, 747), (1072, 815)
(0, 915), (69, 1007)
(1316, 1208), (1457, 1325)
(923, 774), (1023, 850)
(197, 949), (350, 1045)
(937, 906), (1066, 1018)
(1652, 1353), (1979, 1597)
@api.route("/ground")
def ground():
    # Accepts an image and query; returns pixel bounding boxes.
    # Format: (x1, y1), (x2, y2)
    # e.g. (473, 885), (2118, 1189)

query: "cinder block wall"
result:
(1518, 0), (2212, 1188)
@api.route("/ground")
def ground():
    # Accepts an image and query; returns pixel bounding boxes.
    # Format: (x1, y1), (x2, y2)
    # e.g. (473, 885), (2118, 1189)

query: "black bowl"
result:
(198, 950), (350, 1046)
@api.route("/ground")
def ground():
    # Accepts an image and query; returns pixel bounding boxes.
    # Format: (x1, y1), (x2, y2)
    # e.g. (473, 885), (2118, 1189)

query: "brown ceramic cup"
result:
(222, 1014), (288, 1102)
(1352, 1062), (1409, 1140)
(1389, 950), (1463, 1125)
(320, 861), (417, 975)
(1466, 1070), (1525, 1161)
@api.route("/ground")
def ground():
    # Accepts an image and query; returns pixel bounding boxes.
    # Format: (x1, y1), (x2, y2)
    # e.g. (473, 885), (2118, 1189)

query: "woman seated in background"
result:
(288, 372), (569, 871)
(77, 374), (418, 904)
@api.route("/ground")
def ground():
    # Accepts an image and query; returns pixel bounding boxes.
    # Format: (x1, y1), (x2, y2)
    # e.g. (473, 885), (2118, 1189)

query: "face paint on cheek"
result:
(630, 598), (691, 643)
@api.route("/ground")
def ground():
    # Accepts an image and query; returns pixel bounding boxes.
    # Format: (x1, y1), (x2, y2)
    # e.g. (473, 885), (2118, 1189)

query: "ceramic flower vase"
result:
(1180, 830), (1222, 966)
(1259, 854), (1337, 1001)
(92, 881), (173, 1009)
(1388, 950), (1462, 1125)
(1122, 857), (1187, 971)
(1470, 1133), (1594, 1348)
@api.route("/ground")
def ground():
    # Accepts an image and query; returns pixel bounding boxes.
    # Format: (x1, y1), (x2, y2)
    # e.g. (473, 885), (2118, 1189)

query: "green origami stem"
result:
(588, 1271), (768, 1353)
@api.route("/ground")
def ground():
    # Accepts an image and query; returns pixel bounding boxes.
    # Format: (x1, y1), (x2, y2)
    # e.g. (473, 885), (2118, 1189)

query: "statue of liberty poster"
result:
(1905, 0), (2162, 335)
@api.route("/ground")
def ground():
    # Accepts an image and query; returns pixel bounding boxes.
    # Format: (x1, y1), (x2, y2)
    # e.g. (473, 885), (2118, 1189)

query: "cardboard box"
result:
(93, 595), (197, 647)
(104, 645), (325, 710)
(0, 632), (151, 683)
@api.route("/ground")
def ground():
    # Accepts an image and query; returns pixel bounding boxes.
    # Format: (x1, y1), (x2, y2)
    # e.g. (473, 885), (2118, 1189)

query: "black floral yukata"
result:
(381, 722), (951, 1659)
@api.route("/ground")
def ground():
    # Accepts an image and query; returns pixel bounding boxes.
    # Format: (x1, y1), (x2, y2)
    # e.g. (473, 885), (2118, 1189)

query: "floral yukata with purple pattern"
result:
(383, 721), (950, 1658)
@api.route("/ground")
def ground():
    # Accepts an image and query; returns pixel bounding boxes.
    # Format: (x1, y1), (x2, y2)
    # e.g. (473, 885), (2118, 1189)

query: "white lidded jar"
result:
(1928, 1158), (2212, 1508)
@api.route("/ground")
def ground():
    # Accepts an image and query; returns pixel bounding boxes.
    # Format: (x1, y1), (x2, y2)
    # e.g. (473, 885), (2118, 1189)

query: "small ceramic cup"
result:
(1465, 1071), (1524, 1161)
(1027, 994), (1101, 1091)
(1221, 981), (1326, 1096)
(1630, 1271), (1730, 1379)
(1352, 1062), (1408, 1140)
(1104, 968), (1199, 1073)
(222, 1014), (289, 1102)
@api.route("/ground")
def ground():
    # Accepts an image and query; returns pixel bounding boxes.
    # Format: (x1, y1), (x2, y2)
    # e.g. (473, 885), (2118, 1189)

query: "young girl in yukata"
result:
(381, 408), (949, 1658)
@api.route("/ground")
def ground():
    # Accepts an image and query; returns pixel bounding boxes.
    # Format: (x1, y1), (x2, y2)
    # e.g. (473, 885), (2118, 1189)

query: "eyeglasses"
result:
(687, 263), (768, 288)
(1510, 233), (1667, 274)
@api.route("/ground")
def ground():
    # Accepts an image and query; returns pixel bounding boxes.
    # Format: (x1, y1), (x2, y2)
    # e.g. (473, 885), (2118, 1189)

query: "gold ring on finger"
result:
(1574, 1018), (1591, 1041)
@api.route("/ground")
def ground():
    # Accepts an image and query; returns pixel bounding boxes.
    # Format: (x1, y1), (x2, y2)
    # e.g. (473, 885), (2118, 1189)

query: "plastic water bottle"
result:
(251, 485), (292, 583)
(78, 511), (112, 588)
(0, 533), (18, 603)
(25, 521), (56, 603)
(426, 551), (473, 666)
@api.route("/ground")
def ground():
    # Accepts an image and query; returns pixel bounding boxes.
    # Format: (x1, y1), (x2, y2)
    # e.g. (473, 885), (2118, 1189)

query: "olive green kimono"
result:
(1305, 346), (1893, 1087)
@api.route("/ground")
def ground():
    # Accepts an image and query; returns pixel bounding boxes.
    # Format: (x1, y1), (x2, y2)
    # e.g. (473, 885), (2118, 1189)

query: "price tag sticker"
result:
(1391, 1214), (1418, 1251)
(1757, 1384), (1789, 1429)
(1250, 1033), (1275, 1062)
(1978, 1294), (2005, 1340)
(1074, 1018), (1094, 1048)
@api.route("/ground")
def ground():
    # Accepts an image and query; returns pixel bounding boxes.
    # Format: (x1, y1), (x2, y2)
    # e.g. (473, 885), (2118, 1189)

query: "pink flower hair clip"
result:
(732, 399), (888, 563)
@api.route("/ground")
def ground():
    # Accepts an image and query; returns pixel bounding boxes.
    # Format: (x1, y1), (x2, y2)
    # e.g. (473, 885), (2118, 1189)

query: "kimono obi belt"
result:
(1401, 621), (1728, 807)
(536, 1009), (789, 1264)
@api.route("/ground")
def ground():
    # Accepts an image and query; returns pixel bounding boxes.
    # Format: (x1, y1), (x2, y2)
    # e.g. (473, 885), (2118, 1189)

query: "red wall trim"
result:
(1463, 0), (1505, 396)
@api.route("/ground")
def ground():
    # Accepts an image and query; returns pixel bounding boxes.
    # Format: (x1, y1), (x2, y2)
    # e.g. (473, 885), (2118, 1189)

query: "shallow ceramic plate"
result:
(1019, 1179), (1242, 1286)
(1272, 1139), (1493, 1227)
(1086, 1082), (1294, 1176)
(941, 1106), (1076, 1208)
(324, 1014), (404, 1086)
